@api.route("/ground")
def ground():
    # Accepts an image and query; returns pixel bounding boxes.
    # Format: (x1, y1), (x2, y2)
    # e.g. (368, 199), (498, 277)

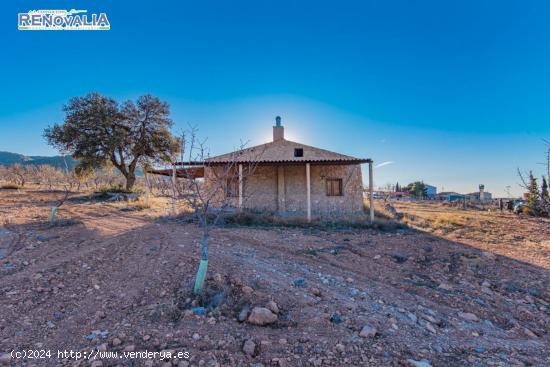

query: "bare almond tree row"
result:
(0, 164), (126, 191)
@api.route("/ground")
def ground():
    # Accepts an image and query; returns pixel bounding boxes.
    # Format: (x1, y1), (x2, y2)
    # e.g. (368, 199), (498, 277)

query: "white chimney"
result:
(273, 116), (284, 141)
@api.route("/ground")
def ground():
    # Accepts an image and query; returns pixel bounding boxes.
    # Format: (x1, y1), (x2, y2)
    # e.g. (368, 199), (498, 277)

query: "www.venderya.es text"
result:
(9, 349), (190, 361)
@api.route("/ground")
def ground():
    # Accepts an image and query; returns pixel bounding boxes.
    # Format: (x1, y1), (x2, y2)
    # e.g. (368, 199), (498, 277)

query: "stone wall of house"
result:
(241, 165), (278, 211)
(203, 163), (364, 217)
(202, 165), (278, 211)
(308, 164), (364, 217)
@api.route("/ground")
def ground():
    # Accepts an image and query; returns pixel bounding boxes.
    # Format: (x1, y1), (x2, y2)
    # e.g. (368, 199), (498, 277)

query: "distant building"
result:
(466, 184), (492, 202)
(436, 192), (465, 202)
(466, 191), (492, 202)
(425, 184), (437, 198)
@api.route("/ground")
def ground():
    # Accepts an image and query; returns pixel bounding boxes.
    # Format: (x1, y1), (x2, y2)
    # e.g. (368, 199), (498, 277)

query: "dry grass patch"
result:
(432, 213), (470, 227)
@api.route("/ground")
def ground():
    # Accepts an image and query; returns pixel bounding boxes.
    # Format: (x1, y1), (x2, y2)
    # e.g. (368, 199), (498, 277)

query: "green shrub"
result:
(95, 185), (137, 194)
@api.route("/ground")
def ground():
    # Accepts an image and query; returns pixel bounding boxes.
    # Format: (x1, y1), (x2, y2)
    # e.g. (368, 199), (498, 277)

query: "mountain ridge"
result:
(0, 151), (78, 170)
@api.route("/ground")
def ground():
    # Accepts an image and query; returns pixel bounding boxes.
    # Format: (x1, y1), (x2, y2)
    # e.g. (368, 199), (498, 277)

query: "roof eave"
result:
(204, 158), (371, 165)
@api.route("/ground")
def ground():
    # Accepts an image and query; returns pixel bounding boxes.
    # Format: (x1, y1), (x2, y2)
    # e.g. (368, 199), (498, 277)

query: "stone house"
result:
(203, 117), (371, 220)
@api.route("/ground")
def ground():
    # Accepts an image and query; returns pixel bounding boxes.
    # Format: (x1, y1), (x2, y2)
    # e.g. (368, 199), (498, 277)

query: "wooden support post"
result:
(368, 160), (374, 223)
(306, 163), (311, 223)
(238, 164), (243, 210)
(172, 164), (177, 215)
(277, 166), (286, 213)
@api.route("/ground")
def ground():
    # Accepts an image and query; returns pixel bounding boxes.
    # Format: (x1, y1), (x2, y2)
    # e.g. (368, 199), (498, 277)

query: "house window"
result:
(294, 148), (304, 157)
(326, 178), (343, 196)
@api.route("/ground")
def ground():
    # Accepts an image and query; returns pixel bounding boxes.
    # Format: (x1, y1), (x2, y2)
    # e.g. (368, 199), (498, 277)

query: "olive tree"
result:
(44, 92), (180, 190)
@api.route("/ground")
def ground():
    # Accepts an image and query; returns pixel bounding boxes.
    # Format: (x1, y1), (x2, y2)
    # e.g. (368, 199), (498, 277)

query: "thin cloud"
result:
(375, 161), (394, 168)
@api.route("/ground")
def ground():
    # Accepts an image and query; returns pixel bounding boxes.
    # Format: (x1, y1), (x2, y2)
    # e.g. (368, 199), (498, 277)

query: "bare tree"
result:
(91, 166), (125, 190)
(148, 174), (171, 196)
(7, 164), (28, 187)
(173, 126), (263, 294)
(49, 187), (70, 224)
(68, 166), (95, 191)
(0, 166), (8, 183)
(140, 160), (153, 206)
(35, 165), (65, 191)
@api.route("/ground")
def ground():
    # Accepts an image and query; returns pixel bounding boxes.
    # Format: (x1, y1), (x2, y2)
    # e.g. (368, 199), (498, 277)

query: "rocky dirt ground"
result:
(0, 190), (548, 367)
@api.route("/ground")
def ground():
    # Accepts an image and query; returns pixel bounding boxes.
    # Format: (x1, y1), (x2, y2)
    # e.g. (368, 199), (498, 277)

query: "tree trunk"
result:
(193, 230), (209, 295)
(126, 173), (136, 191)
(201, 230), (209, 261)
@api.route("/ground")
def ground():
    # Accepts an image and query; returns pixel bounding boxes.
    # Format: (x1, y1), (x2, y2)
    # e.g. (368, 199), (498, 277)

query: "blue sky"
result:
(1, 1), (549, 196)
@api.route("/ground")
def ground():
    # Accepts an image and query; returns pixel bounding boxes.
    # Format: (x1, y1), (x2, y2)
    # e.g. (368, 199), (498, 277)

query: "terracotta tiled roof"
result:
(205, 139), (369, 164)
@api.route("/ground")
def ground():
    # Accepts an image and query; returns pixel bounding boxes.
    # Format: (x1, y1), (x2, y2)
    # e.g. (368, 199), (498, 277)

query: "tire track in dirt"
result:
(6, 207), (176, 355)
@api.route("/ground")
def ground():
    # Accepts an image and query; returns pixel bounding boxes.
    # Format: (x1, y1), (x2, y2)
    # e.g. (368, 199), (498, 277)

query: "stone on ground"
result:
(243, 339), (256, 356)
(359, 324), (377, 338)
(247, 307), (278, 326)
